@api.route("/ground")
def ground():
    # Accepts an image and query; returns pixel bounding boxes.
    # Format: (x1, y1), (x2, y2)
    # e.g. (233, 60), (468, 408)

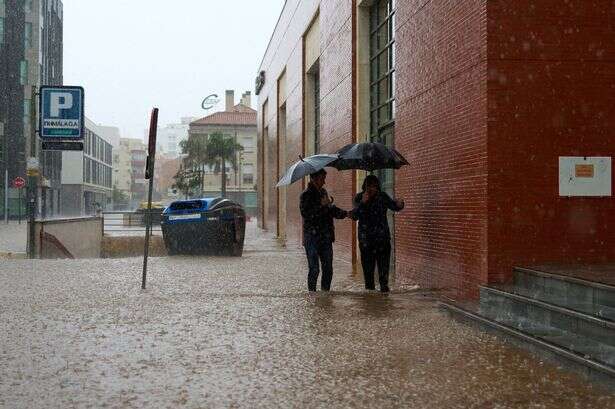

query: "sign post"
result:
(142, 108), (159, 290)
(39, 86), (84, 151)
(12, 177), (25, 225)
(26, 158), (39, 258)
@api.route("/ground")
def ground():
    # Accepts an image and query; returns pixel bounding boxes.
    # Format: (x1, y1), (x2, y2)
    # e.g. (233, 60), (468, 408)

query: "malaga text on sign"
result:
(39, 86), (85, 139)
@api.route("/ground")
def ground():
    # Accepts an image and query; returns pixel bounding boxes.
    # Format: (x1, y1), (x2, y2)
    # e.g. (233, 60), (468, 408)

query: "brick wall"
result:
(394, 0), (489, 297)
(257, 0), (615, 298)
(257, 0), (355, 259)
(486, 0), (615, 283)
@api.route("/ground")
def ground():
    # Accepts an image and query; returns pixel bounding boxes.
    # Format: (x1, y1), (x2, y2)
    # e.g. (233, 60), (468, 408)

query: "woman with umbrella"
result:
(333, 142), (408, 293)
(350, 175), (404, 293)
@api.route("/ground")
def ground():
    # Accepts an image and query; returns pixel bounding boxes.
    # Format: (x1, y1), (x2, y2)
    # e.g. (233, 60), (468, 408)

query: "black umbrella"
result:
(276, 154), (339, 187)
(332, 142), (408, 172)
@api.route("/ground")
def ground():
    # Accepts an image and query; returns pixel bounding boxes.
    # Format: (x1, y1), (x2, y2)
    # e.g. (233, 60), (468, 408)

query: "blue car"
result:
(161, 197), (246, 256)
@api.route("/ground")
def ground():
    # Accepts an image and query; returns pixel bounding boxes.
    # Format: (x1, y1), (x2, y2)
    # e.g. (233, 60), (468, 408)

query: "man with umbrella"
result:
(277, 154), (349, 292)
(299, 169), (348, 292)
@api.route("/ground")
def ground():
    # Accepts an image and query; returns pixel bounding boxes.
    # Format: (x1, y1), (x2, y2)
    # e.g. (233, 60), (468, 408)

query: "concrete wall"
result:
(34, 217), (103, 259)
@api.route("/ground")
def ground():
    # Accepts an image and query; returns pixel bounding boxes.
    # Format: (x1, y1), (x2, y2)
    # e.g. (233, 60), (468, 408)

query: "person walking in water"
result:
(351, 175), (404, 293)
(300, 169), (348, 292)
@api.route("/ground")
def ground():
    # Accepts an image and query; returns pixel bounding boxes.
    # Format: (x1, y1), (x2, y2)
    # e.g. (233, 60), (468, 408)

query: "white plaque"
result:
(559, 156), (611, 197)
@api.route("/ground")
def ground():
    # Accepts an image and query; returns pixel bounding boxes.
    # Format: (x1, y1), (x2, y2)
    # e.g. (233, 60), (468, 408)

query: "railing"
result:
(102, 211), (163, 236)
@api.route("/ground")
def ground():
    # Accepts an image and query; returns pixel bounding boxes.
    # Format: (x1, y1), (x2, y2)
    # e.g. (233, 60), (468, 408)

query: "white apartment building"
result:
(60, 118), (113, 216)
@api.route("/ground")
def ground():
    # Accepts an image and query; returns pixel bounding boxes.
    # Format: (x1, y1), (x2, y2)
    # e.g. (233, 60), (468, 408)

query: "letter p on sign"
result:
(50, 92), (73, 117)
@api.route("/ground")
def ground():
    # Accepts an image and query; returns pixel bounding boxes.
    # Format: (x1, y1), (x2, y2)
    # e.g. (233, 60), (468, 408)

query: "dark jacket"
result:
(300, 182), (347, 244)
(351, 191), (404, 244)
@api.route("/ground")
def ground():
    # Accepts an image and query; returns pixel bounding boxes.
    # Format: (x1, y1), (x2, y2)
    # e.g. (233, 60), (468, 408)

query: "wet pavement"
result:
(0, 221), (26, 255)
(1, 223), (615, 408)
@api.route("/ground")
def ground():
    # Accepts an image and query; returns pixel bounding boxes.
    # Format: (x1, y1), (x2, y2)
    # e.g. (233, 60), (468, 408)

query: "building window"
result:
(243, 174), (254, 185)
(23, 99), (30, 123)
(0, 18), (4, 45)
(25, 22), (32, 49)
(19, 60), (28, 85)
(369, 0), (395, 140)
(313, 70), (320, 154)
(370, 0), (396, 194)
(24, 0), (32, 13)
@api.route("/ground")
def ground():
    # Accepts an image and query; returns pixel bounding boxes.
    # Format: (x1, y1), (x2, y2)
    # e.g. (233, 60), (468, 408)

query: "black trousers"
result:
(305, 237), (334, 291)
(359, 241), (391, 290)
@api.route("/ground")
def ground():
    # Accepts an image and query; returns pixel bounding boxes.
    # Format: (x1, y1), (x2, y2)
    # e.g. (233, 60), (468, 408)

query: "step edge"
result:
(514, 266), (615, 292)
(440, 301), (615, 378)
(481, 285), (615, 329)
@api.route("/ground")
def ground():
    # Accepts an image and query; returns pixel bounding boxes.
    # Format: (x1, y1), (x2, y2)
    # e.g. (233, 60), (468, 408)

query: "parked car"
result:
(161, 197), (246, 256)
(136, 201), (166, 225)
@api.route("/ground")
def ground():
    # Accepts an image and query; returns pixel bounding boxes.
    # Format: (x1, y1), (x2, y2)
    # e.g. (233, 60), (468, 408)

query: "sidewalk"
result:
(0, 226), (614, 407)
(0, 221), (27, 256)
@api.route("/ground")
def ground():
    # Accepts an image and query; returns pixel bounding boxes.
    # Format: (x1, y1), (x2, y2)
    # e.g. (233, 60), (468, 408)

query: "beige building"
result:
(113, 138), (147, 208)
(188, 90), (257, 215)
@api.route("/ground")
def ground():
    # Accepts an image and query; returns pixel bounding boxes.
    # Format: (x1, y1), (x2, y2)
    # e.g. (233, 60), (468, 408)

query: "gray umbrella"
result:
(276, 154), (339, 187)
(332, 142), (408, 172)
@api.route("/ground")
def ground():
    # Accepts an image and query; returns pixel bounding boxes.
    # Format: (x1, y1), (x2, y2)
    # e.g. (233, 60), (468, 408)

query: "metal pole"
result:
(18, 187), (22, 224)
(142, 108), (159, 290)
(4, 169), (8, 224)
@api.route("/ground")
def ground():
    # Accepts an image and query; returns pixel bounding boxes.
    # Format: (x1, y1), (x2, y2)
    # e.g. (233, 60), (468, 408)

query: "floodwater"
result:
(1, 224), (614, 408)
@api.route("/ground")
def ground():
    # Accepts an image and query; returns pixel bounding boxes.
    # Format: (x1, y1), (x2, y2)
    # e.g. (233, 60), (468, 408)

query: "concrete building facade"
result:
(0, 0), (64, 218)
(189, 90), (258, 215)
(112, 137), (147, 208)
(156, 117), (195, 158)
(61, 118), (113, 216)
(257, 0), (615, 298)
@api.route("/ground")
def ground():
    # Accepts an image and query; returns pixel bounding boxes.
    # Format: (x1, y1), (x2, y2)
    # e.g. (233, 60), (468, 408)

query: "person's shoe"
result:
(365, 286), (376, 291)
(380, 286), (390, 293)
(308, 287), (317, 292)
(321, 287), (330, 292)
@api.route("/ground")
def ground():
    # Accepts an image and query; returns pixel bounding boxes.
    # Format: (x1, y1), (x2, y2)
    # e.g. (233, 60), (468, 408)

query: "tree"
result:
(172, 168), (201, 199)
(203, 132), (243, 197)
(179, 136), (208, 193)
(112, 186), (129, 208)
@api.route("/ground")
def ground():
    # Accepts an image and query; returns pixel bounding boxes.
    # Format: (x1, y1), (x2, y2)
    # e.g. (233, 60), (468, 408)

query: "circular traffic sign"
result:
(13, 177), (26, 188)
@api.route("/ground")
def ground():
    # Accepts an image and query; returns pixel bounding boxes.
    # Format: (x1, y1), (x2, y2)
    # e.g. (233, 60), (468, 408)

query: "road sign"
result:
(42, 141), (84, 151)
(39, 86), (85, 139)
(13, 177), (25, 188)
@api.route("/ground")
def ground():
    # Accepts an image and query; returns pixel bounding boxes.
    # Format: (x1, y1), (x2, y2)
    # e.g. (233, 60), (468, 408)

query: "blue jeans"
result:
(304, 236), (333, 291)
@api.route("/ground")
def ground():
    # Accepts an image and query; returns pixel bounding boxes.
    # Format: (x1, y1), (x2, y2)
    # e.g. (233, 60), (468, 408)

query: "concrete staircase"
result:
(443, 266), (615, 383)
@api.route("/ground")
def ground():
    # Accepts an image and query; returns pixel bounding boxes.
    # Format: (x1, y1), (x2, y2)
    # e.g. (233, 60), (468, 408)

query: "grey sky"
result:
(63, 0), (284, 139)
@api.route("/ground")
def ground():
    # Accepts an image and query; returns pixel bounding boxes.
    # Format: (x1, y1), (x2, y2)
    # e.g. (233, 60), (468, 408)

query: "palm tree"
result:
(179, 135), (208, 194)
(204, 132), (243, 197)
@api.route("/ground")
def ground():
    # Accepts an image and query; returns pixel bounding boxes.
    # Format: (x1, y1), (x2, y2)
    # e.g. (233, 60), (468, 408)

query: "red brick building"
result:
(256, 0), (615, 298)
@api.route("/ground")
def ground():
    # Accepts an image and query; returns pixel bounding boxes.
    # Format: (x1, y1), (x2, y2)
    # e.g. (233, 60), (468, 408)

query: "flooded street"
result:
(1, 225), (614, 408)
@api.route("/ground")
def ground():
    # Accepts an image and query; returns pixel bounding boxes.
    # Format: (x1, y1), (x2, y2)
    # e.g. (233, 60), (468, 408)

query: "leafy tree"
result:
(112, 186), (129, 206)
(180, 132), (243, 197)
(172, 168), (201, 199)
(203, 132), (243, 197)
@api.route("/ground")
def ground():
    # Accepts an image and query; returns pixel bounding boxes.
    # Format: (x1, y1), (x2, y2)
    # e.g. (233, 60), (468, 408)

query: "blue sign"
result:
(39, 86), (84, 139)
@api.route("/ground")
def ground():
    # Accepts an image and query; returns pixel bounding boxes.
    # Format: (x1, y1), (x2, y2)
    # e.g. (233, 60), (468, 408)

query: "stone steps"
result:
(441, 265), (615, 384)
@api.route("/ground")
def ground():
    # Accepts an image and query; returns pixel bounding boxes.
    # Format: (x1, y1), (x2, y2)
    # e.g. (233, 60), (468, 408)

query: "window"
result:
(25, 23), (33, 50)
(19, 60), (28, 85)
(0, 18), (4, 45)
(369, 0), (395, 140)
(23, 99), (30, 123)
(370, 0), (396, 194)
(243, 174), (254, 185)
(24, 0), (32, 13)
(313, 70), (320, 154)
(243, 164), (254, 185)
(241, 136), (255, 150)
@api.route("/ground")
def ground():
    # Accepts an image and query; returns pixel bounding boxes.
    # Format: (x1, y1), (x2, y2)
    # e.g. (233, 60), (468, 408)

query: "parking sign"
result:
(39, 86), (84, 139)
